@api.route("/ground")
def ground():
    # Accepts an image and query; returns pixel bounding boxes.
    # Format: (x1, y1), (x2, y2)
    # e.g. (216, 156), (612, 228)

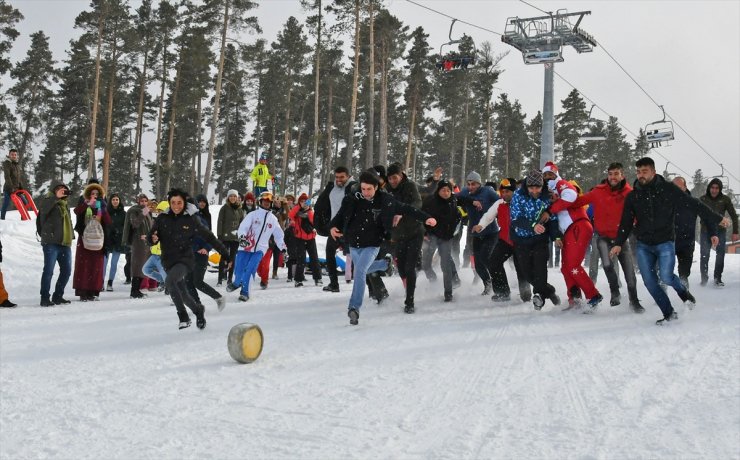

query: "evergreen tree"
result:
(690, 169), (709, 198)
(492, 94), (528, 180)
(0, 0), (23, 148)
(403, 26), (431, 176)
(8, 31), (58, 175)
(554, 88), (589, 182)
(524, 111), (542, 173)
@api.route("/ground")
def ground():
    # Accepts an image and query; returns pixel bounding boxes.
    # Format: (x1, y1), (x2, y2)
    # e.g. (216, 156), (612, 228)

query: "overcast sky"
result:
(7, 0), (740, 191)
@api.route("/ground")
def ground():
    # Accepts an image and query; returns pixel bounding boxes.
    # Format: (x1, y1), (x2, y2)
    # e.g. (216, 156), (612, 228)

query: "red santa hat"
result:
(542, 161), (559, 175)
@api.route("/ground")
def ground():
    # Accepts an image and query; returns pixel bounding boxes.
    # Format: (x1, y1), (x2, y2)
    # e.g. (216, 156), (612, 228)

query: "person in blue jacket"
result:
(510, 169), (561, 310)
(455, 171), (500, 295)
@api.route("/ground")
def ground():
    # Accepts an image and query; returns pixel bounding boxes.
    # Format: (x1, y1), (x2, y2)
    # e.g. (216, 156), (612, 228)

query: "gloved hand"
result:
(281, 248), (289, 263)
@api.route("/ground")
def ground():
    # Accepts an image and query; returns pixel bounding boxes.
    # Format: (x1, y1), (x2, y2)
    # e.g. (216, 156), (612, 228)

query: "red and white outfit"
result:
(543, 162), (600, 302)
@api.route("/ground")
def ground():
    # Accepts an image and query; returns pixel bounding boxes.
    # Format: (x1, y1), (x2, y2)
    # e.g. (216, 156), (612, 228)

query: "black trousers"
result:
(393, 235), (424, 302)
(326, 236), (343, 286)
(218, 240), (239, 284)
(490, 239), (529, 297)
(514, 239), (556, 299)
(192, 253), (221, 301)
(294, 238), (322, 282)
(124, 251), (131, 281)
(472, 233), (498, 283)
(166, 263), (205, 323)
(675, 245), (694, 281)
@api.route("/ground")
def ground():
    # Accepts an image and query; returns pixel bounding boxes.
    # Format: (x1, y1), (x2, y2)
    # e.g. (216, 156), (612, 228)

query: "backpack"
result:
(82, 218), (105, 251)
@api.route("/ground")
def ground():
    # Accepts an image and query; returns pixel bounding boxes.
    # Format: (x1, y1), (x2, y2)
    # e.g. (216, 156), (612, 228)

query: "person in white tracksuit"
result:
(228, 191), (287, 301)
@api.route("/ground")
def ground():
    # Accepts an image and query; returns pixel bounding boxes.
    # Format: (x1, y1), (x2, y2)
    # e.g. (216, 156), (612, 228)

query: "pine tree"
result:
(691, 169), (708, 198)
(471, 41), (503, 182)
(492, 94), (528, 180)
(403, 26), (431, 176)
(554, 88), (589, 182)
(8, 31), (58, 175)
(524, 111), (543, 173)
(0, 0), (23, 149)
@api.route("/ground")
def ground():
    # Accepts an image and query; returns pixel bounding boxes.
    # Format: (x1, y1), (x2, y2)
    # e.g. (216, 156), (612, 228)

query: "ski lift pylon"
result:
(645, 105), (675, 148)
(435, 19), (477, 72)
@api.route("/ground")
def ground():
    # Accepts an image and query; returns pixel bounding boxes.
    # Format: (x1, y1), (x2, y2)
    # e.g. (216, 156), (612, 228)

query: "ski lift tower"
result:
(502, 9), (597, 168)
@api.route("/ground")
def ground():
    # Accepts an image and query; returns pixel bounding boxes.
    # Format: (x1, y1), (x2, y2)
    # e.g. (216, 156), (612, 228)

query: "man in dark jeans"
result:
(699, 178), (738, 287)
(671, 177), (705, 289)
(37, 181), (74, 306)
(314, 166), (357, 292)
(611, 157), (725, 325)
(456, 171), (500, 295)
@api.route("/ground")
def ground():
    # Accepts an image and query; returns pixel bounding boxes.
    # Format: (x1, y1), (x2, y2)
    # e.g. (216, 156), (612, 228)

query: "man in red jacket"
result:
(289, 193), (323, 287)
(573, 163), (644, 313)
(540, 162), (603, 311)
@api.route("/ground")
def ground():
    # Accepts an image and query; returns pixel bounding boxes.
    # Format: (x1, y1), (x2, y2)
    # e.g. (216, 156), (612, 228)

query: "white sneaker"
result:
(216, 296), (226, 312)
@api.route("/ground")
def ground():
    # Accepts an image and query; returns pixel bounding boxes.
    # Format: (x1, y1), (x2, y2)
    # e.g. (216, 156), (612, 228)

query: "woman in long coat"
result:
(122, 193), (153, 298)
(103, 193), (127, 291)
(73, 183), (112, 300)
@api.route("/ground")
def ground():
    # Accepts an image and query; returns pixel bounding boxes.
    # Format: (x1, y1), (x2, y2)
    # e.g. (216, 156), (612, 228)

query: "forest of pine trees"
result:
(1, 0), (657, 203)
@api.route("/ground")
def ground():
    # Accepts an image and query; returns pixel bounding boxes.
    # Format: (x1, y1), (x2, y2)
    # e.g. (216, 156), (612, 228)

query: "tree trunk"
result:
(504, 138), (509, 177)
(449, 113), (456, 181)
(280, 87), (293, 194)
(322, 76), (334, 187)
(365, 0), (375, 170)
(88, 10), (105, 179)
(191, 97), (202, 196)
(18, 80), (39, 171)
(309, 0), (321, 197)
(293, 98), (307, 194)
(133, 47), (150, 195)
(154, 74), (167, 198)
(404, 93), (417, 173)
(203, 0), (230, 196)
(378, 50), (388, 167)
(460, 101), (469, 187)
(218, 105), (231, 203)
(485, 99), (492, 181)
(102, 52), (117, 193)
(345, 0), (361, 173)
(164, 56), (183, 193)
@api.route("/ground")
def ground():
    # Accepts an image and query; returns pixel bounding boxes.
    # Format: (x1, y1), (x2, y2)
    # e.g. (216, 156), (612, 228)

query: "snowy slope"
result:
(1, 211), (739, 459)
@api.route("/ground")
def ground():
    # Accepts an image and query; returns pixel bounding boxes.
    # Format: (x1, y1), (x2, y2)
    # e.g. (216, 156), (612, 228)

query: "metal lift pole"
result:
(541, 63), (555, 167)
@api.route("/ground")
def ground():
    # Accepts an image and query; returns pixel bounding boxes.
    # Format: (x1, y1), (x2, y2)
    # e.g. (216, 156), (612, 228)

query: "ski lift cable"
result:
(595, 41), (739, 185)
(518, 0), (550, 16)
(553, 70), (692, 179)
(517, 0), (739, 186)
(403, 0), (503, 36)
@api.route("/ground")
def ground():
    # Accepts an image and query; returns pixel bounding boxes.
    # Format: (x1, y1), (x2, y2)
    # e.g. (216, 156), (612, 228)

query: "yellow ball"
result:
(227, 323), (264, 364)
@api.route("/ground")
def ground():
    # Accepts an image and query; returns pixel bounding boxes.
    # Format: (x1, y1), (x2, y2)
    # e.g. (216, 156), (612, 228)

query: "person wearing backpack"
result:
(72, 182), (111, 301)
(289, 193), (323, 287)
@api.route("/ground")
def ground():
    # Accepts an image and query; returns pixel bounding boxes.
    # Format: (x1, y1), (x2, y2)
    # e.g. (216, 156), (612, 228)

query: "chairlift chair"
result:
(712, 164), (731, 191)
(579, 105), (607, 142)
(435, 19), (477, 72)
(644, 105), (674, 148)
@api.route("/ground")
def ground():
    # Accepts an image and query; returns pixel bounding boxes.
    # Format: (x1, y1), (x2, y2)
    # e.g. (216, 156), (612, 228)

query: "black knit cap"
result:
(372, 164), (387, 181)
(436, 179), (453, 194)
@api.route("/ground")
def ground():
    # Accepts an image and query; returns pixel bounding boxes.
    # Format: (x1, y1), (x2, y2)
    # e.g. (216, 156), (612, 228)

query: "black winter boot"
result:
(130, 277), (146, 299)
(106, 279), (114, 292)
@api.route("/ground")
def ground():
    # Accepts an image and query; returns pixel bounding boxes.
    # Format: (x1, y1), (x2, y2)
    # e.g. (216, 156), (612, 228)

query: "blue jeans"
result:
(1, 190), (11, 219)
(40, 243), (72, 300)
(142, 255), (167, 284)
(348, 246), (389, 310)
(233, 250), (264, 296)
(102, 251), (123, 284)
(700, 230), (726, 281)
(635, 241), (687, 317)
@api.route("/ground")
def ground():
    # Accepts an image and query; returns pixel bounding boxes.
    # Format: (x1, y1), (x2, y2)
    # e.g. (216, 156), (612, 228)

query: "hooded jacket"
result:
(385, 173), (425, 241)
(699, 178), (738, 234)
(572, 178), (632, 240)
(289, 204), (316, 240)
(2, 157), (24, 192)
(330, 189), (431, 249)
(314, 178), (357, 236)
(217, 200), (246, 242)
(509, 184), (559, 246)
(36, 181), (74, 246)
(421, 181), (461, 241)
(456, 185), (500, 237)
(149, 202), (228, 271)
(615, 174), (722, 247)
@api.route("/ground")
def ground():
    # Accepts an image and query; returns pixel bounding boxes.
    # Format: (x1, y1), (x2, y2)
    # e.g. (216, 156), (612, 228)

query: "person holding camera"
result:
(37, 181), (74, 306)
(289, 193), (323, 287)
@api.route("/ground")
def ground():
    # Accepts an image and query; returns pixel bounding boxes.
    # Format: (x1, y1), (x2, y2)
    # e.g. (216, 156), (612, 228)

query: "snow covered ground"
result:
(1, 209), (739, 459)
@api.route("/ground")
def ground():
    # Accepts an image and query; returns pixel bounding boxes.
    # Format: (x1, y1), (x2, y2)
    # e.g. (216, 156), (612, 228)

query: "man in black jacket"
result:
(611, 158), (725, 325)
(149, 189), (230, 330)
(421, 180), (461, 302)
(671, 177), (716, 289)
(330, 171), (437, 325)
(385, 162), (425, 313)
(314, 166), (357, 292)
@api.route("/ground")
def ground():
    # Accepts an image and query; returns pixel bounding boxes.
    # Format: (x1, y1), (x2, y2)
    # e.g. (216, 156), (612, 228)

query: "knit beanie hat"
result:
(499, 177), (517, 192)
(226, 189), (239, 198)
(372, 165), (387, 181)
(436, 179), (453, 194)
(526, 169), (544, 187)
(542, 161), (559, 175)
(466, 171), (482, 184)
(245, 192), (255, 201)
